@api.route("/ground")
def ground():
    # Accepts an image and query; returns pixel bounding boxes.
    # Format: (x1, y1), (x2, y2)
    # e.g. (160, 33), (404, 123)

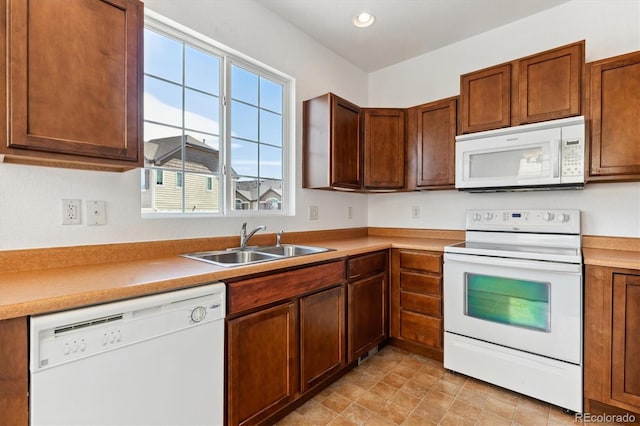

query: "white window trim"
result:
(142, 10), (295, 218)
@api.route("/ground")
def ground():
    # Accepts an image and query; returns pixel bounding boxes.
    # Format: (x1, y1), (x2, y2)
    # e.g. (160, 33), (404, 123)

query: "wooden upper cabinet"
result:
(460, 63), (512, 134)
(303, 93), (362, 190)
(587, 51), (640, 181)
(363, 108), (406, 190)
(518, 42), (583, 124)
(407, 97), (458, 189)
(460, 41), (584, 134)
(1, 0), (143, 171)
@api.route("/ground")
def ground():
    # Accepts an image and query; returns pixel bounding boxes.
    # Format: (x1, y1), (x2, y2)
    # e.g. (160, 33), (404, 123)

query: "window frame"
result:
(142, 10), (293, 218)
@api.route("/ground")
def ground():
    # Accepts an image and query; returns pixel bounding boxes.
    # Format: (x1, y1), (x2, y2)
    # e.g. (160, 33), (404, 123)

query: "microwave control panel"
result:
(561, 138), (584, 177)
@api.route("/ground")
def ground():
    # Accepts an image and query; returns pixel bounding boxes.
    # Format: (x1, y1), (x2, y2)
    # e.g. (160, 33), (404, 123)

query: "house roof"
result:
(145, 135), (220, 174)
(235, 179), (282, 202)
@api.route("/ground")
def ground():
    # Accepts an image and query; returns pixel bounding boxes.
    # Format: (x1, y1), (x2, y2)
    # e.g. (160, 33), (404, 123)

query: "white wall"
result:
(0, 0), (369, 250)
(1, 0), (638, 250)
(368, 0), (640, 238)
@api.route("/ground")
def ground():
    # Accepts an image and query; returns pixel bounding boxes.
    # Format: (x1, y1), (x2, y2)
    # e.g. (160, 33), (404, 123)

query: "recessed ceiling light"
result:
(353, 12), (375, 28)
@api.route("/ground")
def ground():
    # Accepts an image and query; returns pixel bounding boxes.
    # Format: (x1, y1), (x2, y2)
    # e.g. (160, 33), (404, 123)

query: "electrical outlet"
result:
(308, 205), (319, 220)
(347, 206), (353, 219)
(62, 199), (81, 225)
(87, 200), (106, 226)
(411, 206), (421, 219)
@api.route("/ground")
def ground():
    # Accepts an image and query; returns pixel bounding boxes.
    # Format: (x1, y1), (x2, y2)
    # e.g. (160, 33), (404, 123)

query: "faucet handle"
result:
(276, 230), (284, 247)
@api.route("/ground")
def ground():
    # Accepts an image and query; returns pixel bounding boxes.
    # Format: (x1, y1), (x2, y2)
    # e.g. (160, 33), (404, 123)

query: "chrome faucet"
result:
(276, 230), (284, 247)
(240, 222), (266, 250)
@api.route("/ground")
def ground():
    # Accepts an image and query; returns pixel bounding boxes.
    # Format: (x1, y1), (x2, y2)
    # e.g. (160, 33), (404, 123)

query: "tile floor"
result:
(276, 345), (583, 426)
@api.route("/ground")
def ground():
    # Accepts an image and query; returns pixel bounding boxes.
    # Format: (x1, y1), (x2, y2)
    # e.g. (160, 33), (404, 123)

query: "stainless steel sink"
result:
(182, 244), (332, 267)
(182, 249), (282, 267)
(254, 244), (331, 257)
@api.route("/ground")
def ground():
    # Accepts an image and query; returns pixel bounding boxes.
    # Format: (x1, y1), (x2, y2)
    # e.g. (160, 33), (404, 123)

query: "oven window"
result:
(464, 273), (550, 332)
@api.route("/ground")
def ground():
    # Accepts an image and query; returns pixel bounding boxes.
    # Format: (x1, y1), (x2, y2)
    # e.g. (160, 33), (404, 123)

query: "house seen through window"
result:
(141, 18), (289, 215)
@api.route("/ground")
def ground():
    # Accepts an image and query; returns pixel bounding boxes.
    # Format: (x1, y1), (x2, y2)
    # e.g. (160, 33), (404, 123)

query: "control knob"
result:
(543, 212), (555, 222)
(484, 213), (494, 220)
(556, 213), (570, 223)
(472, 213), (482, 221)
(191, 306), (207, 323)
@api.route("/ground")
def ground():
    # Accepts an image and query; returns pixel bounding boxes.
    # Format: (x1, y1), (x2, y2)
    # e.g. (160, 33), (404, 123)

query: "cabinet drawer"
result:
(401, 291), (441, 317)
(399, 251), (441, 274)
(400, 311), (442, 349)
(348, 251), (387, 280)
(228, 260), (346, 314)
(400, 271), (441, 296)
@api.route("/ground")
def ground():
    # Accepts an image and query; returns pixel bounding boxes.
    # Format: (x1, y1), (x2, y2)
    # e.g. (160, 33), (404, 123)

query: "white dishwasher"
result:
(29, 282), (225, 426)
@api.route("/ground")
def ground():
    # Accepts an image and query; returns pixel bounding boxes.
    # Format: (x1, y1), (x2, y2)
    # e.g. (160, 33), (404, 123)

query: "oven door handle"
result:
(444, 253), (582, 273)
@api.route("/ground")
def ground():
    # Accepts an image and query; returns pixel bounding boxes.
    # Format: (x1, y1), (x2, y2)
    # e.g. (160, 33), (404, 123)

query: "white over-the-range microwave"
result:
(455, 116), (585, 192)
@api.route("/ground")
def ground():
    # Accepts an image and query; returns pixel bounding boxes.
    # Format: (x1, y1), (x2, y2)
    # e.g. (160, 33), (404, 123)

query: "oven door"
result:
(444, 252), (582, 364)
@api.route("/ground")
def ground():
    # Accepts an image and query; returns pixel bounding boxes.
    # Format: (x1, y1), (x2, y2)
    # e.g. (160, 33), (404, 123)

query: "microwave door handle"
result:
(552, 139), (561, 178)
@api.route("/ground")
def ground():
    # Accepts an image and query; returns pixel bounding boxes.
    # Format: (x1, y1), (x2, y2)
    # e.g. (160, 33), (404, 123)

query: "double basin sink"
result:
(182, 244), (333, 267)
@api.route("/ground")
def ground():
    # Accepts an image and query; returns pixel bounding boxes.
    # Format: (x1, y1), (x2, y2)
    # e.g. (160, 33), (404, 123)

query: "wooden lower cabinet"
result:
(390, 249), (443, 361)
(0, 317), (28, 426)
(226, 260), (347, 425)
(227, 302), (298, 426)
(347, 250), (388, 362)
(300, 286), (345, 392)
(584, 265), (640, 417)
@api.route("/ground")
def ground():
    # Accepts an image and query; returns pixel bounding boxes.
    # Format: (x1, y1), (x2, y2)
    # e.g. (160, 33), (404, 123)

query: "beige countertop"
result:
(0, 236), (458, 321)
(2, 230), (637, 321)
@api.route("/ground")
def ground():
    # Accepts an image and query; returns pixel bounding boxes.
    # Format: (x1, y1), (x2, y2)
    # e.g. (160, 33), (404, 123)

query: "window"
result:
(141, 15), (290, 216)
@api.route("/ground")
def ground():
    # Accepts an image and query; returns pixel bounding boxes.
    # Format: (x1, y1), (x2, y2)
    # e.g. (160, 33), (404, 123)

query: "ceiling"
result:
(256, 0), (571, 72)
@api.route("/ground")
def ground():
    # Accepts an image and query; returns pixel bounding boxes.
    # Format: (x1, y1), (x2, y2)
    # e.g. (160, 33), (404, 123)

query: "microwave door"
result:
(457, 133), (561, 189)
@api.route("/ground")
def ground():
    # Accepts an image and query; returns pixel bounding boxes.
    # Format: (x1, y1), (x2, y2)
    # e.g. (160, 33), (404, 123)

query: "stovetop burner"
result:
(445, 209), (582, 264)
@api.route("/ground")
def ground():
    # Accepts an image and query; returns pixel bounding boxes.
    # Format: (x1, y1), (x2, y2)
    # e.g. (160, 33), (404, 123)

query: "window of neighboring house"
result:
(141, 14), (291, 216)
(235, 199), (249, 210)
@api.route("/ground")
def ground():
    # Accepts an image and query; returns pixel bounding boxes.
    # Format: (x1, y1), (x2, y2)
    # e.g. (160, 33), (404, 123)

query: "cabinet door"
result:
(410, 98), (457, 188)
(300, 286), (345, 393)
(518, 41), (583, 124)
(460, 63), (512, 134)
(363, 108), (405, 189)
(588, 51), (640, 181)
(331, 95), (362, 189)
(348, 274), (387, 362)
(0, 317), (28, 426)
(5, 0), (142, 164)
(612, 273), (640, 408)
(227, 302), (298, 426)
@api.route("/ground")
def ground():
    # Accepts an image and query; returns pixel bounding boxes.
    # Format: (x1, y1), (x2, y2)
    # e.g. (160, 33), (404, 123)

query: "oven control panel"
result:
(466, 209), (580, 234)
